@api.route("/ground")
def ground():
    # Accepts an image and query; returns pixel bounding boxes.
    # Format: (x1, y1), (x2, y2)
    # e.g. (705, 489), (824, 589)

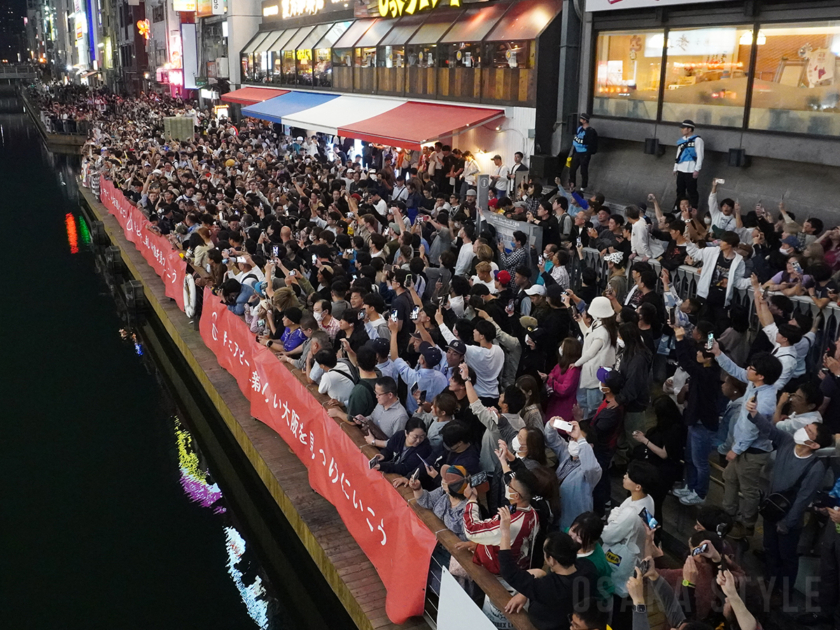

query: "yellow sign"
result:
(280, 0), (346, 19)
(296, 49), (313, 61)
(173, 0), (197, 11)
(378, 0), (458, 19)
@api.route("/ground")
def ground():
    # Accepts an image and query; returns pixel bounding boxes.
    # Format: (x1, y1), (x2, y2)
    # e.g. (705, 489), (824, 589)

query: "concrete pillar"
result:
(226, 0), (261, 88)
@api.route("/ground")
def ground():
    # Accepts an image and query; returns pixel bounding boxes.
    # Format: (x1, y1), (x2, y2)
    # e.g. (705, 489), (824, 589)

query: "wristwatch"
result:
(633, 604), (647, 613)
(267, 340), (273, 348)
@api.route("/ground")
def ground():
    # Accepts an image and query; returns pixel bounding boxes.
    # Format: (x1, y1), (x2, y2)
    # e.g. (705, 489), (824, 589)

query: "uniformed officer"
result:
(674, 119), (704, 210)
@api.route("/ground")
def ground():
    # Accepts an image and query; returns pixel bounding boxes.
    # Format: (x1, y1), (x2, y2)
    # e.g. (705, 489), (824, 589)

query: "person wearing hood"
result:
(573, 296), (618, 418)
(544, 419), (602, 531)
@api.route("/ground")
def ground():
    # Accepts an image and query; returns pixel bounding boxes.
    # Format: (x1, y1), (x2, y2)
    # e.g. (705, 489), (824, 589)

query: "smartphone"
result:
(417, 453), (431, 469)
(669, 306), (676, 326)
(639, 507), (658, 530)
(706, 332), (715, 351)
(538, 254), (545, 266)
(410, 305), (420, 321)
(410, 467), (421, 482)
(691, 543), (709, 557)
(345, 248), (354, 256)
(311, 254), (318, 265)
(236, 256), (246, 263)
(346, 212), (354, 219)
(289, 269), (296, 276)
(439, 296), (448, 308)
(716, 178), (726, 185)
(576, 236), (583, 248)
(506, 299), (515, 314)
(405, 273), (413, 287)
(419, 390), (427, 404)
(791, 260), (803, 275)
(469, 471), (488, 488)
(552, 418), (573, 432)
(636, 558), (651, 575)
(390, 309), (399, 322)
(368, 456), (379, 470)
(357, 310), (365, 320)
(749, 393), (757, 405)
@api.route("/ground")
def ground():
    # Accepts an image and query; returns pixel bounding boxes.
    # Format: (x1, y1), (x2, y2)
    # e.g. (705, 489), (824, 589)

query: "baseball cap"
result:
(447, 339), (467, 355)
(367, 338), (390, 356)
(466, 189), (477, 197)
(597, 366), (626, 392)
(580, 113), (591, 122)
(442, 465), (468, 494)
(421, 345), (443, 367)
(495, 270), (511, 286)
(781, 235), (799, 249)
(524, 284), (546, 296)
(681, 119), (696, 129)
(604, 251), (624, 264)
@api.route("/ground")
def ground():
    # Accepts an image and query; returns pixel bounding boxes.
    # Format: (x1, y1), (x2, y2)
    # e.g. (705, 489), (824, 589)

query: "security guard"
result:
(569, 113), (598, 192)
(674, 119), (704, 211)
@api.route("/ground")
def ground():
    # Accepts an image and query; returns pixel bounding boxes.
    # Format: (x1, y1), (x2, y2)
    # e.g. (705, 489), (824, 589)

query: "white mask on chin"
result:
(567, 440), (581, 458)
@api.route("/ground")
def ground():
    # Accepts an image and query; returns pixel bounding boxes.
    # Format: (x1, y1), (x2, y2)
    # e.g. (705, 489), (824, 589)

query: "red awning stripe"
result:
(221, 87), (289, 106)
(337, 102), (505, 151)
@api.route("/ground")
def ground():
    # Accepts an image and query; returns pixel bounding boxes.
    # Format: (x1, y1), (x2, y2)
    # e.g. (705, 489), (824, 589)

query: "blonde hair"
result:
(475, 261), (492, 275)
(475, 244), (494, 262)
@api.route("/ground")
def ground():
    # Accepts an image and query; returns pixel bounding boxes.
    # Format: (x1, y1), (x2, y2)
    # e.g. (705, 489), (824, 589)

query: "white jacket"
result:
(685, 243), (750, 306)
(574, 320), (616, 389)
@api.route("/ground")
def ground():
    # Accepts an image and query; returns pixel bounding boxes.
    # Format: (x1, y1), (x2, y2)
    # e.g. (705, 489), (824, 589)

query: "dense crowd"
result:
(59, 81), (840, 630)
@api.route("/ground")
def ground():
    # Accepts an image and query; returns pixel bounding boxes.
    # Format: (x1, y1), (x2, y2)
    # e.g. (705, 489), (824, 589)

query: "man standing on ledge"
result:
(674, 119), (704, 211)
(569, 113), (598, 193)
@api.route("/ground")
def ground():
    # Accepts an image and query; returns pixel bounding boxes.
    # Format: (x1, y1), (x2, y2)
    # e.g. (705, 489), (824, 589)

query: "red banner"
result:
(99, 177), (186, 312)
(200, 289), (436, 623)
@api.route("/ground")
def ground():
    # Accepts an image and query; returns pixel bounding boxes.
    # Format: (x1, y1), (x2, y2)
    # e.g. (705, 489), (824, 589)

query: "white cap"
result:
(524, 285), (546, 296)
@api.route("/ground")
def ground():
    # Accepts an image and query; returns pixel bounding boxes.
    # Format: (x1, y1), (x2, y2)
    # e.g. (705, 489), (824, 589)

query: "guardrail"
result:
(0, 66), (37, 78)
(579, 247), (840, 368)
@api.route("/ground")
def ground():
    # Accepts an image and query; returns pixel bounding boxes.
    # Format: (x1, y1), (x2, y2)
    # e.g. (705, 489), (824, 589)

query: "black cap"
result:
(580, 113), (590, 122)
(681, 119), (696, 129)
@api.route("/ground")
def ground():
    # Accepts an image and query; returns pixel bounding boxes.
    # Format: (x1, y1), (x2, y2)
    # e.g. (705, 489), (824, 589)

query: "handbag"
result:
(759, 457), (821, 523)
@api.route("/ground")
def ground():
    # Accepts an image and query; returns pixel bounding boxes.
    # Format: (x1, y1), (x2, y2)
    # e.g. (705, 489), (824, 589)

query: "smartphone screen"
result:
(410, 306), (420, 321)
(390, 309), (399, 322)
(706, 333), (715, 351)
(368, 456), (379, 470)
(311, 254), (317, 265)
(669, 307), (676, 326)
(272, 245), (279, 258)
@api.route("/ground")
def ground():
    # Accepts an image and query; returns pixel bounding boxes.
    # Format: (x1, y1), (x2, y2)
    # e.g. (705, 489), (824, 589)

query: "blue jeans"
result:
(685, 424), (715, 499)
(577, 387), (603, 420)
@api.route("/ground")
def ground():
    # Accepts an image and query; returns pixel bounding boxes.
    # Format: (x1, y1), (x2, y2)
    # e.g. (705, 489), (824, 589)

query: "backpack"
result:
(588, 128), (599, 155)
(332, 358), (360, 385)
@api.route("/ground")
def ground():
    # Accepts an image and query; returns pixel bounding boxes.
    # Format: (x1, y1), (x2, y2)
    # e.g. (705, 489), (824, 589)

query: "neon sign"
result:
(65, 213), (79, 254)
(137, 19), (150, 40)
(378, 0), (458, 19)
(280, 0), (345, 20)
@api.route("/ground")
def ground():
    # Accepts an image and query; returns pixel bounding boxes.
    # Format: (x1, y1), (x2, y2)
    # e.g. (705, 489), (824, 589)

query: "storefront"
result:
(227, 0), (563, 166)
(577, 0), (840, 222)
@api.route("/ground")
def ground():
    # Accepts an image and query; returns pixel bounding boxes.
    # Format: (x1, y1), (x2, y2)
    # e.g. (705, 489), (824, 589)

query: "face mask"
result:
(512, 436), (522, 453)
(504, 486), (515, 501)
(617, 338), (625, 349)
(313, 311), (323, 322)
(793, 427), (810, 445)
(703, 216), (712, 226)
(567, 440), (581, 458)
(780, 247), (789, 255)
(599, 384), (609, 394)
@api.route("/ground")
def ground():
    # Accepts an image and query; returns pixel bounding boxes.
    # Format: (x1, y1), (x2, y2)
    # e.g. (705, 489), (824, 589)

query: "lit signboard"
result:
(173, 0), (197, 11)
(377, 0), (459, 20)
(277, 0), (348, 20)
(263, 4), (279, 15)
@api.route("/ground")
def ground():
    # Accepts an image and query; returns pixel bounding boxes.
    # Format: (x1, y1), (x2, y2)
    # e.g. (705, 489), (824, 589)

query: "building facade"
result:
(577, 0), (840, 222)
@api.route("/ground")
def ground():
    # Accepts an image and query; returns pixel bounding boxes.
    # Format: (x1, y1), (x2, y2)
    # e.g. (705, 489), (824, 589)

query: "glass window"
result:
(441, 42), (481, 69)
(484, 41), (533, 70)
(593, 30), (663, 120)
(749, 22), (840, 136)
(333, 49), (354, 67)
(377, 45), (405, 68)
(661, 26), (752, 127)
(355, 47), (377, 67)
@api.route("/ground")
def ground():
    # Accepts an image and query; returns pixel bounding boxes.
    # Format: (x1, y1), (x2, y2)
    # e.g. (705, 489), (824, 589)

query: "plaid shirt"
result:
(500, 246), (529, 273)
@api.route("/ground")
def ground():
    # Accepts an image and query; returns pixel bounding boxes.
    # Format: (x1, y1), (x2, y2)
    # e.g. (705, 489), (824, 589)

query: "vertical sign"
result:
(477, 173), (490, 212)
(211, 0), (225, 14)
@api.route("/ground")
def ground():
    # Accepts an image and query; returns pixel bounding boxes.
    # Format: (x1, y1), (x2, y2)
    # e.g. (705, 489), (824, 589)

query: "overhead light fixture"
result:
(739, 30), (766, 46)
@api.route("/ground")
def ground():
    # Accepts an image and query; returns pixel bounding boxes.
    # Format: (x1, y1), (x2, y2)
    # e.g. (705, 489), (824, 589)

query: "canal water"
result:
(0, 89), (350, 629)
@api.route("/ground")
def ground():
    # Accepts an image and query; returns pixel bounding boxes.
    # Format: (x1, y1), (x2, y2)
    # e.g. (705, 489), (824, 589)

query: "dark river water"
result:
(0, 89), (288, 629)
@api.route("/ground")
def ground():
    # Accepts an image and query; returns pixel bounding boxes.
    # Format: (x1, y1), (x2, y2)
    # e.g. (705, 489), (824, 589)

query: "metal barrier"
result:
(579, 247), (840, 367)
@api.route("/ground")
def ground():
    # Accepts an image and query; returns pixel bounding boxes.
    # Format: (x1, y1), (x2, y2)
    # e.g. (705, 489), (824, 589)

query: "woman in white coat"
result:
(574, 296), (619, 418)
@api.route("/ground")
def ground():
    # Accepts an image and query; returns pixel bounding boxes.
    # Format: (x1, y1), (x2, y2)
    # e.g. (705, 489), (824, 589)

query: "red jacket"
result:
(463, 502), (539, 575)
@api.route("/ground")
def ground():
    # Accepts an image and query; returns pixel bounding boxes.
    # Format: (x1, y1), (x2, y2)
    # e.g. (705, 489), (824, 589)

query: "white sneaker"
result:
(671, 485), (692, 498)
(680, 491), (706, 506)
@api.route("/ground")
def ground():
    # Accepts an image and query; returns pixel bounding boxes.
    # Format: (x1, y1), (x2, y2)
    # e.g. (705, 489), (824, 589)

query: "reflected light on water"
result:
(65, 212), (78, 253)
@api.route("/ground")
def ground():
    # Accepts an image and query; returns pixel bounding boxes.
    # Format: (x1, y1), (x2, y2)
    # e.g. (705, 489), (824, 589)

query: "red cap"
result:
(495, 270), (511, 285)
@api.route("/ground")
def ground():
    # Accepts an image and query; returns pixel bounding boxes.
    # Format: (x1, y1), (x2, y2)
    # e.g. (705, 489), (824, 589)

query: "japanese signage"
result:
(173, 0), (197, 11)
(280, 0), (346, 20)
(201, 293), (437, 623)
(99, 175), (436, 625)
(99, 178), (186, 311)
(378, 0), (459, 19)
(587, 0), (725, 11)
(211, 0), (226, 14)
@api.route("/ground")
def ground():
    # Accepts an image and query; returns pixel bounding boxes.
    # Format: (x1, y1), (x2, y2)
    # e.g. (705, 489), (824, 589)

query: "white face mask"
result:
(512, 436), (522, 453)
(313, 311), (324, 322)
(567, 440), (581, 458)
(793, 427), (810, 445)
(504, 486), (515, 501)
(780, 247), (790, 255)
(599, 384), (609, 394)
(617, 338), (625, 349)
(703, 216), (712, 226)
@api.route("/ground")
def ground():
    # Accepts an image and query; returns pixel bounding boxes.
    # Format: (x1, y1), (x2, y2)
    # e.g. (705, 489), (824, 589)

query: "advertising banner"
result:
(201, 292), (437, 623)
(478, 209), (542, 269)
(99, 177), (186, 311)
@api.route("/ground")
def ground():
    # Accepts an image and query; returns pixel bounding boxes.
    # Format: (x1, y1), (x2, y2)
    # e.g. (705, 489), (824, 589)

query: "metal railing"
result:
(579, 247), (840, 367)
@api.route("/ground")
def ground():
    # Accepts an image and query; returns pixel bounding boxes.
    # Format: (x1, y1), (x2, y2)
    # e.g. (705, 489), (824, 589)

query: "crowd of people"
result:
(56, 82), (840, 630)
